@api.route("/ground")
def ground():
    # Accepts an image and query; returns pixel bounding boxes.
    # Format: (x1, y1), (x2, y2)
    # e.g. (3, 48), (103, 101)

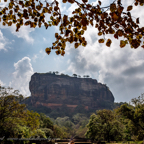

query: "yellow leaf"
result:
(49, 7), (53, 11)
(55, 49), (61, 55)
(62, 0), (67, 3)
(55, 33), (58, 38)
(36, 5), (41, 11)
(82, 0), (88, 3)
(53, 43), (56, 46)
(61, 43), (66, 50)
(44, 22), (49, 29)
(38, 22), (42, 28)
(82, 41), (87, 47)
(3, 22), (6, 26)
(54, 6), (59, 11)
(81, 30), (84, 35)
(106, 39), (112, 47)
(136, 34), (142, 39)
(9, 2), (13, 9)
(98, 39), (105, 43)
(127, 5), (133, 11)
(141, 45), (144, 49)
(120, 40), (126, 48)
(45, 48), (51, 55)
(82, 26), (87, 30)
(98, 1), (101, 5)
(108, 28), (115, 34)
(61, 50), (65, 56)
(98, 32), (102, 36)
(112, 13), (119, 21)
(74, 43), (79, 48)
(90, 20), (93, 26)
(110, 4), (116, 12)
(136, 18), (139, 24)
(117, 30), (123, 37)
(95, 24), (98, 28)
(68, 0), (74, 4)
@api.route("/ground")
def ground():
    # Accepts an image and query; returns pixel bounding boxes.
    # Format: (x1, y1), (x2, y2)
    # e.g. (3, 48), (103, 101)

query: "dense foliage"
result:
(0, 85), (144, 143)
(0, 85), (70, 143)
(85, 109), (124, 142)
(0, 0), (144, 56)
(115, 94), (144, 141)
(86, 93), (144, 142)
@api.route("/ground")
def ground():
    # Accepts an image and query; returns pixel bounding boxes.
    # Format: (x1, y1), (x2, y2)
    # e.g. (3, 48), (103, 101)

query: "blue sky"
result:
(0, 0), (144, 103)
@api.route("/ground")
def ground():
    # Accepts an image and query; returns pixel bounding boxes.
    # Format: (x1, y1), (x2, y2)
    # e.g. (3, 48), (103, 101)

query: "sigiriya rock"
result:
(27, 72), (115, 111)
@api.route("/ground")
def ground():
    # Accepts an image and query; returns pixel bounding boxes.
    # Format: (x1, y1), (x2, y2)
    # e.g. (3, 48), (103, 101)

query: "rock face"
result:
(29, 73), (114, 111)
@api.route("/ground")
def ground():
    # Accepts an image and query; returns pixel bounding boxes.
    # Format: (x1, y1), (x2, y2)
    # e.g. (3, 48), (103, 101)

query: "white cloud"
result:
(43, 37), (46, 41)
(10, 25), (35, 44)
(0, 0), (36, 44)
(31, 50), (46, 62)
(0, 79), (5, 86)
(0, 14), (34, 44)
(66, 3), (78, 17)
(57, 0), (67, 13)
(9, 57), (34, 97)
(32, 54), (38, 62)
(39, 50), (46, 59)
(0, 0), (9, 7)
(0, 30), (9, 51)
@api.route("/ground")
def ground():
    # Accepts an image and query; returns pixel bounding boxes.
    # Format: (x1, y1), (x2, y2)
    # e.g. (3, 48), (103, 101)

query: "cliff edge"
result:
(28, 72), (114, 111)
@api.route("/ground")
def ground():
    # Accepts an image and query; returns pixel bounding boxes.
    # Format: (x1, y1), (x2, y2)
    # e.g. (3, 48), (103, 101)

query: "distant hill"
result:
(24, 72), (121, 118)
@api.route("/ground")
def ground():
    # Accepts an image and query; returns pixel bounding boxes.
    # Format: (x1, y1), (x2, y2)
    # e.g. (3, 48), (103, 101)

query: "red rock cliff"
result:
(29, 73), (115, 110)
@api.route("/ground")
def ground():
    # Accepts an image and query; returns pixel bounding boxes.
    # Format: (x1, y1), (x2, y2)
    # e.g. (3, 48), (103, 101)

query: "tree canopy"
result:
(0, 0), (144, 56)
(85, 94), (144, 142)
(85, 109), (124, 142)
(115, 93), (144, 141)
(0, 85), (68, 142)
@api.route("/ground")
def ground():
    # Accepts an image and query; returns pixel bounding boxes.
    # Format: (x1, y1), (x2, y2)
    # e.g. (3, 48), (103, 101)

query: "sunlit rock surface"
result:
(28, 72), (114, 110)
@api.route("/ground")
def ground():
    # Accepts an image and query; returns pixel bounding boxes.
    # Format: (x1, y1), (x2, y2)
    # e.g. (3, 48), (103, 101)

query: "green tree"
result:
(55, 71), (59, 75)
(72, 113), (89, 138)
(54, 116), (75, 137)
(53, 124), (68, 138)
(72, 113), (88, 127)
(115, 94), (144, 141)
(22, 110), (40, 131)
(85, 109), (124, 142)
(55, 116), (74, 129)
(39, 113), (54, 138)
(73, 74), (77, 77)
(39, 113), (53, 129)
(0, 85), (40, 140)
(0, 0), (144, 56)
(0, 86), (26, 137)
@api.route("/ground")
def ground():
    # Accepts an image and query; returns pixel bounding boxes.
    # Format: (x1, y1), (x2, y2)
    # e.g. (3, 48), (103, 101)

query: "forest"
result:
(0, 85), (144, 144)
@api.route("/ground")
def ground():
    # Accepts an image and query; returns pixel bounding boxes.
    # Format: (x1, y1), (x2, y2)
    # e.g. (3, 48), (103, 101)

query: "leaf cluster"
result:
(0, 0), (144, 56)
